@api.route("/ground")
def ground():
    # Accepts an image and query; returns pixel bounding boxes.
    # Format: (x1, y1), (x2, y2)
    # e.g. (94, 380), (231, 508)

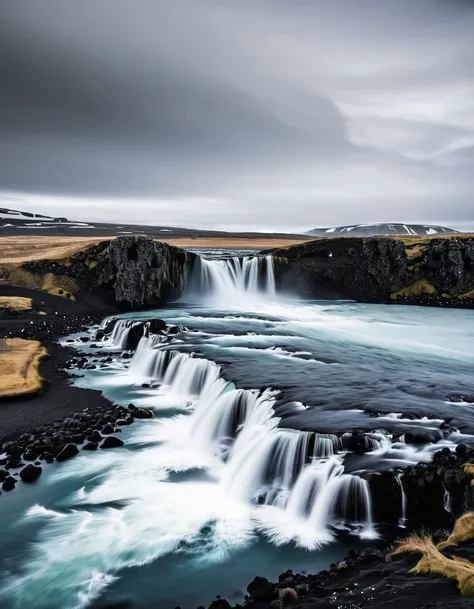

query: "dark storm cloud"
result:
(1, 0), (473, 229)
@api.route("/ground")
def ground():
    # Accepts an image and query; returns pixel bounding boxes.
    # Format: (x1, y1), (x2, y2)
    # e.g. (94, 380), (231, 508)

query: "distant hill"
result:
(307, 223), (459, 237)
(0, 207), (307, 240)
(0, 207), (92, 230)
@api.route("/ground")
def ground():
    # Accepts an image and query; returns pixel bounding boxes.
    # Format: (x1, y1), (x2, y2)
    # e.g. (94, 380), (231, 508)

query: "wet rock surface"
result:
(270, 236), (474, 308)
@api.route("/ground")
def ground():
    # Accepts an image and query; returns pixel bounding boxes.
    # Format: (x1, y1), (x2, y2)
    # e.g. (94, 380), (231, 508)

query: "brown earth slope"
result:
(0, 338), (46, 398)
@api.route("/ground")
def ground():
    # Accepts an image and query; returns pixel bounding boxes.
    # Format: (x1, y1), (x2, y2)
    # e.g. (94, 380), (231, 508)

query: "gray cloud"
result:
(1, 0), (474, 230)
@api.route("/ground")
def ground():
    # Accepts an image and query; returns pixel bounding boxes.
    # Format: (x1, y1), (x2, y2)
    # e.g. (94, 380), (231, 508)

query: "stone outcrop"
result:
(271, 235), (474, 307)
(18, 236), (196, 309)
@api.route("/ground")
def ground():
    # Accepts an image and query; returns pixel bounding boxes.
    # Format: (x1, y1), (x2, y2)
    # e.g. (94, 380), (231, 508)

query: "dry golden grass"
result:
(0, 296), (32, 311)
(163, 237), (310, 249)
(438, 513), (474, 550)
(0, 236), (111, 264)
(392, 513), (474, 596)
(393, 533), (474, 595)
(0, 338), (46, 398)
(0, 236), (310, 264)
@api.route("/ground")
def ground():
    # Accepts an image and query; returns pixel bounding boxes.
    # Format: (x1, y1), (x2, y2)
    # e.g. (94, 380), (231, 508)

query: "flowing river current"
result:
(1, 253), (474, 609)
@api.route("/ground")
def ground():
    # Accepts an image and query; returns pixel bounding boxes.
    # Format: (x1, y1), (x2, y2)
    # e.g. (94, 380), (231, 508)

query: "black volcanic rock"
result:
(247, 577), (278, 603)
(271, 235), (474, 308)
(20, 464), (42, 483)
(100, 436), (124, 449)
(55, 443), (79, 462)
(96, 236), (194, 308)
(20, 236), (197, 310)
(2, 476), (16, 491)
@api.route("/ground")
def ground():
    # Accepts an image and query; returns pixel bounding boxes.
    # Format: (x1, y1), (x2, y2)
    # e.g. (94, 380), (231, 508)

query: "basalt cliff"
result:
(271, 235), (474, 308)
(0, 236), (196, 310)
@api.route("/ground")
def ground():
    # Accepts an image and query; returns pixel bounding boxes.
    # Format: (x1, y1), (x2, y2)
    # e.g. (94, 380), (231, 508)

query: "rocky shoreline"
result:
(202, 533), (474, 609)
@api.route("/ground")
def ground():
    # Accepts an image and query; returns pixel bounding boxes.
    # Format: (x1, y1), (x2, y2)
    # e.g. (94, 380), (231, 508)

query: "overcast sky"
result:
(1, 0), (474, 231)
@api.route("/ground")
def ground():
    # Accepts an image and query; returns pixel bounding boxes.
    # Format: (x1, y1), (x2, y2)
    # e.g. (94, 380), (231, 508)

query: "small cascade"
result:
(395, 473), (407, 528)
(107, 319), (141, 349)
(443, 484), (452, 514)
(163, 353), (221, 397)
(129, 341), (178, 379)
(96, 318), (167, 351)
(123, 336), (377, 541)
(284, 458), (374, 536)
(184, 255), (276, 302)
(313, 433), (342, 458)
(130, 344), (222, 398)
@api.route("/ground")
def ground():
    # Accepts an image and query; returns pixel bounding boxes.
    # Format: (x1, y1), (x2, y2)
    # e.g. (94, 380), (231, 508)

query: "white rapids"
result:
(1, 340), (375, 609)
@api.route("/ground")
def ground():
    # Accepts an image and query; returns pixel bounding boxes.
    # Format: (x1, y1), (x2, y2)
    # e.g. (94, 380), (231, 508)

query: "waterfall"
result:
(443, 484), (452, 514)
(129, 340), (177, 378)
(395, 473), (407, 527)
(126, 338), (376, 541)
(184, 255), (276, 302)
(96, 318), (167, 351)
(313, 433), (342, 457)
(130, 344), (221, 398)
(106, 319), (140, 349)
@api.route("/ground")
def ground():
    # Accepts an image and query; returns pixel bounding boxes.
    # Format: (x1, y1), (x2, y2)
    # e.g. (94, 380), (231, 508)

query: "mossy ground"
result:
(391, 279), (437, 299)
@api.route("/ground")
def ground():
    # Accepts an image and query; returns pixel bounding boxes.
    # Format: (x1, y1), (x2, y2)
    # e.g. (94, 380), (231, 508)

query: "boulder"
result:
(82, 442), (98, 451)
(129, 407), (153, 419)
(100, 436), (124, 449)
(2, 476), (16, 492)
(404, 429), (442, 445)
(342, 432), (373, 453)
(88, 431), (102, 443)
(247, 577), (278, 603)
(55, 443), (79, 462)
(20, 464), (42, 483)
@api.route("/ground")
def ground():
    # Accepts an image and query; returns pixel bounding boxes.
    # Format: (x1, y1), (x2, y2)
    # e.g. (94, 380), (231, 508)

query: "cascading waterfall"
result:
(183, 255), (276, 302)
(127, 339), (375, 541)
(395, 473), (407, 528)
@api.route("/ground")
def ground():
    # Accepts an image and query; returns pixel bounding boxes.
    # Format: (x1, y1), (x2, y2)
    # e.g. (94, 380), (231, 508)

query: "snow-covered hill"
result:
(0, 207), (94, 229)
(307, 223), (458, 237)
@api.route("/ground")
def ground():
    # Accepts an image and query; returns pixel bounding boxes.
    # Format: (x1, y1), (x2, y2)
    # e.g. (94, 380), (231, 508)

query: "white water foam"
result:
(2, 344), (376, 608)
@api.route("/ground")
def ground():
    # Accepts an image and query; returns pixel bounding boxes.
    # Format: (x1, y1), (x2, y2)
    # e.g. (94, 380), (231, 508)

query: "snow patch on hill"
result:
(307, 223), (458, 237)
